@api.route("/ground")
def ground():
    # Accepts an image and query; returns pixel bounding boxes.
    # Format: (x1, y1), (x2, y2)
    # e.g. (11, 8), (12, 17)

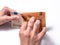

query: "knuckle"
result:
(24, 30), (30, 37)
(25, 33), (30, 38)
(28, 23), (32, 27)
(34, 23), (37, 27)
(36, 38), (40, 41)
(3, 7), (8, 10)
(36, 37), (41, 41)
(31, 35), (36, 40)
(19, 31), (23, 36)
(30, 21), (33, 23)
(35, 23), (38, 25)
(30, 37), (34, 40)
(36, 36), (43, 41)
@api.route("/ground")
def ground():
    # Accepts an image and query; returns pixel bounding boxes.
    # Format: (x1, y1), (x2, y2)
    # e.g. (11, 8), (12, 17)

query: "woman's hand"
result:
(0, 7), (19, 25)
(19, 17), (46, 45)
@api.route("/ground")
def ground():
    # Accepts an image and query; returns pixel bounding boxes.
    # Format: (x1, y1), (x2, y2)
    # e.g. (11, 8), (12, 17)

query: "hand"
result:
(0, 7), (19, 25)
(19, 17), (46, 45)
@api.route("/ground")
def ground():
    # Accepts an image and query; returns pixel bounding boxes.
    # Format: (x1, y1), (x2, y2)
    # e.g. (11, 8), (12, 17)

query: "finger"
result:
(10, 15), (19, 20)
(7, 7), (19, 16)
(8, 7), (16, 12)
(20, 22), (28, 31)
(37, 27), (46, 39)
(0, 7), (11, 16)
(0, 16), (10, 25)
(2, 7), (17, 16)
(2, 7), (9, 10)
(0, 15), (19, 23)
(33, 20), (40, 35)
(2, 7), (15, 13)
(0, 8), (6, 16)
(6, 15), (19, 21)
(27, 17), (35, 31)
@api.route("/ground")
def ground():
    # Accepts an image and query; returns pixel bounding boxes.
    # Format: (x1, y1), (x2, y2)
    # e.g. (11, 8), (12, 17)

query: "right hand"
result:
(19, 17), (46, 45)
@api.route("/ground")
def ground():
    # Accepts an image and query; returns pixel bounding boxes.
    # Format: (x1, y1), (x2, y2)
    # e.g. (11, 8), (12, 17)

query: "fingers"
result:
(37, 27), (46, 40)
(0, 7), (11, 16)
(0, 7), (19, 16)
(33, 20), (40, 34)
(10, 15), (19, 19)
(0, 15), (19, 25)
(0, 7), (17, 16)
(0, 8), (6, 16)
(20, 17), (35, 38)
(20, 22), (28, 31)
(0, 7), (19, 19)
(27, 17), (35, 31)
(3, 15), (19, 21)
(0, 7), (20, 25)
(2, 7), (15, 13)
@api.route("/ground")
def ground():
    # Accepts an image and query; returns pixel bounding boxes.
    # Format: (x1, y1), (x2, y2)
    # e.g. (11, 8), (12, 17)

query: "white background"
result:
(0, 0), (60, 45)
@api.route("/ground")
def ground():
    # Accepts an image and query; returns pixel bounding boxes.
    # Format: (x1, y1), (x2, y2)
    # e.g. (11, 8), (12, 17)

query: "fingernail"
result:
(36, 20), (40, 24)
(43, 27), (46, 30)
(30, 16), (35, 21)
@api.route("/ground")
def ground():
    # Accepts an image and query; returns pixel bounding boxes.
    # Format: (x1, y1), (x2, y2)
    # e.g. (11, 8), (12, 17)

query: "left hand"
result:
(0, 7), (19, 25)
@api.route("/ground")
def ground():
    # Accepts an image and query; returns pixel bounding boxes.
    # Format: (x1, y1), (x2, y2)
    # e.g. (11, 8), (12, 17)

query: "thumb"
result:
(0, 15), (19, 25)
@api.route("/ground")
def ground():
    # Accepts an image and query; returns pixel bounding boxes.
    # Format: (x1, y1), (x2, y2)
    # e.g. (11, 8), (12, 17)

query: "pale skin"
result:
(0, 7), (19, 25)
(0, 7), (46, 45)
(19, 17), (46, 45)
